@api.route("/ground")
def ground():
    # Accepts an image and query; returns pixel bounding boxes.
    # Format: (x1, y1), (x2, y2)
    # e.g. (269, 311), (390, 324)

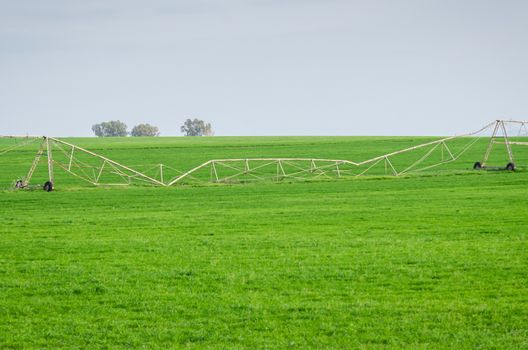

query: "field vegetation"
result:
(0, 136), (527, 348)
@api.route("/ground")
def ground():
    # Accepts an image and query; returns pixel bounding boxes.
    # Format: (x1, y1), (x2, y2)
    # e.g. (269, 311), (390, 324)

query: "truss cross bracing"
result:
(0, 120), (526, 190)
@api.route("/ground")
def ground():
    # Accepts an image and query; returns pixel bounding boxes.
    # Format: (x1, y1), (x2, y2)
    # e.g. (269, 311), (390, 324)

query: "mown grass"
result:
(0, 136), (527, 349)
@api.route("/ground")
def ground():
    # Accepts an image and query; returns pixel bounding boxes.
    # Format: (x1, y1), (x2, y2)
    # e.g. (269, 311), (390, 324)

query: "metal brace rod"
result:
(400, 142), (441, 175)
(441, 142), (455, 160)
(48, 137), (165, 186)
(278, 160), (286, 176)
(96, 160), (106, 183)
(23, 138), (46, 187)
(68, 147), (75, 171)
(357, 121), (496, 166)
(499, 120), (515, 163)
(46, 137), (54, 184)
(385, 157), (398, 176)
(167, 160), (212, 185)
(482, 121), (500, 166)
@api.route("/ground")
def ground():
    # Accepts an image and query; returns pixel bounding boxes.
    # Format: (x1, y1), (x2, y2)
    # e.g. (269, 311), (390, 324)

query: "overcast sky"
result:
(1, 0), (527, 136)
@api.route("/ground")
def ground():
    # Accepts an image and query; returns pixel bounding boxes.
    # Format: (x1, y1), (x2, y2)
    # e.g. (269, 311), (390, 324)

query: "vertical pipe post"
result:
(499, 121), (514, 164)
(46, 137), (54, 185)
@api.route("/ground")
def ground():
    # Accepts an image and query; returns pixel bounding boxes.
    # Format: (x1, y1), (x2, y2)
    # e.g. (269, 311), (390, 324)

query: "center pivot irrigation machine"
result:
(0, 120), (526, 191)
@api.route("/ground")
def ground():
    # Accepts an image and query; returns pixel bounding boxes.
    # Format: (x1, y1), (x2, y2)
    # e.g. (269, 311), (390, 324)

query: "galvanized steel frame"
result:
(1, 120), (526, 188)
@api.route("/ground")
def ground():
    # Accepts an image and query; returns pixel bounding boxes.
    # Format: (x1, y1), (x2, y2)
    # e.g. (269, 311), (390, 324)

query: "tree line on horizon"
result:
(91, 119), (214, 137)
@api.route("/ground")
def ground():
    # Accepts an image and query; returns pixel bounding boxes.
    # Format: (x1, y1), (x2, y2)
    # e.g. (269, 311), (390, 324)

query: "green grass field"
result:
(1, 136), (527, 349)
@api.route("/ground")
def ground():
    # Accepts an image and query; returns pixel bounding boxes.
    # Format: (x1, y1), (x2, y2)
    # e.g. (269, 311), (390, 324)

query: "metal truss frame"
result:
(1, 120), (526, 190)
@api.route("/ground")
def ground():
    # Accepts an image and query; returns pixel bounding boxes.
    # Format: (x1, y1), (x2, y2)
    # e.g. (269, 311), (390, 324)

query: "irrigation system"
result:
(1, 120), (526, 191)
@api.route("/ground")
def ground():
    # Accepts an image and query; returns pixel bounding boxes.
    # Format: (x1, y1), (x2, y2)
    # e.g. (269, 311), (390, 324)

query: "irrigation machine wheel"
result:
(506, 162), (515, 171)
(473, 162), (482, 170)
(43, 181), (54, 192)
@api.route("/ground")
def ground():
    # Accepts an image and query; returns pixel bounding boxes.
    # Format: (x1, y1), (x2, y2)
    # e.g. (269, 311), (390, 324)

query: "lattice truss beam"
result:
(165, 120), (527, 185)
(47, 137), (166, 186)
(1, 120), (526, 189)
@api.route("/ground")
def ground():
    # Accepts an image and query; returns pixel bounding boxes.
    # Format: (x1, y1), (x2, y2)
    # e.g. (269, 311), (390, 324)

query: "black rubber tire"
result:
(43, 181), (54, 192)
(506, 162), (515, 171)
(473, 162), (482, 170)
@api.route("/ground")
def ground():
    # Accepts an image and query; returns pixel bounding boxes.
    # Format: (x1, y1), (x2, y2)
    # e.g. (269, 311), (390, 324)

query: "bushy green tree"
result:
(92, 120), (128, 137)
(181, 118), (214, 136)
(131, 123), (160, 137)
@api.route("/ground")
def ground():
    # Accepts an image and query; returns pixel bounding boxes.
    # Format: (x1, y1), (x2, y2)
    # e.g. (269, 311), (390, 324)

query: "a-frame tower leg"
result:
(482, 120), (499, 167)
(480, 120), (515, 170)
(20, 138), (46, 188)
(45, 137), (54, 191)
(499, 120), (515, 164)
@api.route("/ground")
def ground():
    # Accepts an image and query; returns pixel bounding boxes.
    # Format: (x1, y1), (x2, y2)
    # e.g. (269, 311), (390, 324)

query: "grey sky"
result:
(1, 0), (527, 136)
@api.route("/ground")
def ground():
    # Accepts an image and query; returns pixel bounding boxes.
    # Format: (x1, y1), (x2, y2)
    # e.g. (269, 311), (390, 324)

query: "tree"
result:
(131, 123), (160, 137)
(203, 123), (214, 136)
(180, 118), (214, 136)
(92, 120), (128, 137)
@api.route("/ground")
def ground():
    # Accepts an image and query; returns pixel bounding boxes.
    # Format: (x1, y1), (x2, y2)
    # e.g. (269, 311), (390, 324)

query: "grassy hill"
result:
(0, 136), (527, 348)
